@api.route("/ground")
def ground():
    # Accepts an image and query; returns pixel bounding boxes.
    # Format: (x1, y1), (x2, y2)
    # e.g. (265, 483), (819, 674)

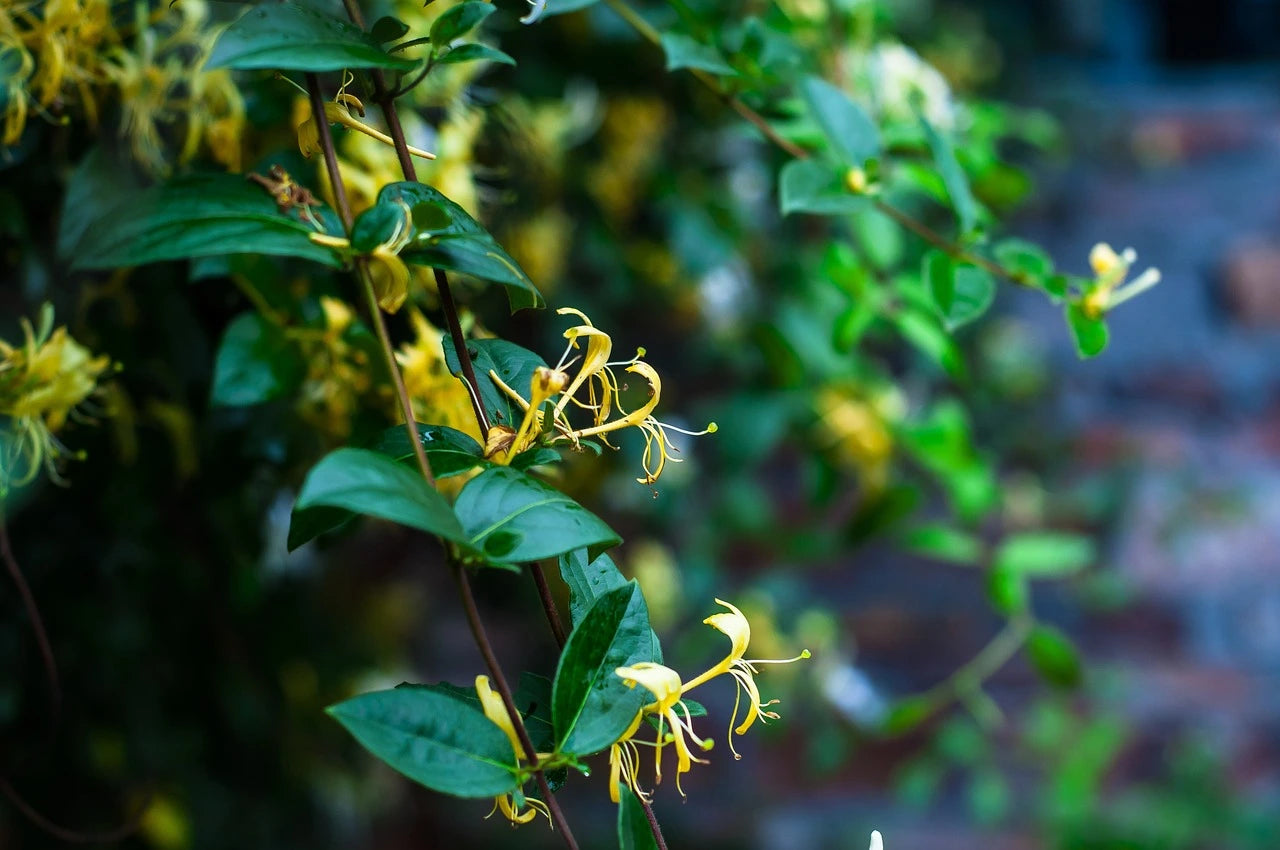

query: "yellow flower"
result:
(489, 307), (716, 484)
(293, 297), (373, 442)
(297, 100), (435, 161)
(396, 312), (484, 445)
(614, 662), (713, 796)
(305, 201), (415, 313)
(679, 599), (810, 757)
(0, 307), (111, 490)
(1083, 242), (1161, 318)
(474, 676), (550, 826)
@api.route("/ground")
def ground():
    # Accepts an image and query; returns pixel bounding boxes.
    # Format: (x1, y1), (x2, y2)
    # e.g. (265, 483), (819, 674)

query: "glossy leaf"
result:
(800, 76), (880, 167)
(454, 467), (621, 567)
(779, 159), (869, 216)
(328, 687), (520, 798)
(294, 448), (467, 542)
(430, 2), (495, 44)
(207, 3), (416, 72)
(661, 32), (736, 75)
(374, 182), (543, 311)
(71, 174), (343, 271)
(369, 15), (410, 44)
(553, 582), (658, 757)
(436, 43), (516, 66)
(558, 548), (628, 627)
(442, 336), (548, 431)
(210, 313), (303, 407)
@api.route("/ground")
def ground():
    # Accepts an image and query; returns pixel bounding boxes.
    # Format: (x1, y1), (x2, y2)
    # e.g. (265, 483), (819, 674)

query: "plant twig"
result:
(530, 562), (567, 648)
(454, 562), (579, 849)
(0, 775), (151, 844)
(640, 795), (670, 850)
(0, 510), (60, 721)
(909, 613), (1033, 721)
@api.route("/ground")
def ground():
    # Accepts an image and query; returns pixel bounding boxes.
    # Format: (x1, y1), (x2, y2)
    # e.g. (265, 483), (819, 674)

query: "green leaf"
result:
(430, 1), (495, 44)
(778, 159), (869, 216)
(442, 336), (548, 432)
(207, 2), (416, 72)
(510, 446), (562, 471)
(399, 673), (557, 755)
(993, 238), (1053, 282)
(58, 147), (142, 259)
(210, 313), (303, 407)
(70, 174), (343, 271)
(436, 42), (517, 66)
(295, 448), (467, 542)
(370, 15), (410, 44)
(800, 76), (880, 167)
(986, 564), (1028, 615)
(925, 251), (995, 330)
(644, 697), (704, 732)
(374, 182), (543, 311)
(919, 115), (978, 235)
(558, 548), (628, 627)
(328, 686), (520, 798)
(1026, 625), (1083, 688)
(660, 32), (736, 76)
(882, 696), (935, 736)
(288, 425), (487, 551)
(454, 467), (621, 567)
(617, 782), (659, 850)
(893, 309), (966, 379)
(553, 582), (658, 757)
(901, 524), (982, 564)
(1066, 303), (1108, 358)
(994, 532), (1095, 578)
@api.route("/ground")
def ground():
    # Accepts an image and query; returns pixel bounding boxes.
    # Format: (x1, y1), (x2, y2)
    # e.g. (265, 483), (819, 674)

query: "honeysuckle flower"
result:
(307, 201), (416, 313)
(487, 307), (715, 484)
(0, 307), (112, 491)
(396, 312), (484, 445)
(869, 830), (884, 850)
(615, 662), (713, 796)
(297, 100), (435, 161)
(474, 675), (550, 826)
(680, 599), (810, 757)
(607, 709), (646, 804)
(1083, 242), (1161, 318)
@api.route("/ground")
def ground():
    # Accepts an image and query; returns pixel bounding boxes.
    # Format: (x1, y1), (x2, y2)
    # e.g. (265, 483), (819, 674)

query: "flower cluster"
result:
(1082, 242), (1161, 318)
(488, 308), (717, 485)
(609, 599), (809, 801)
(293, 297), (377, 442)
(0, 306), (112, 492)
(2, 0), (245, 174)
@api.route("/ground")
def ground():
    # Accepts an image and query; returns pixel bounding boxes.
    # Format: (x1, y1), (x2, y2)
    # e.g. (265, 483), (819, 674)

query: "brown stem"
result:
(530, 562), (567, 648)
(453, 563), (579, 849)
(0, 776), (150, 844)
(304, 74), (437, 486)
(0, 511), (60, 721)
(640, 796), (670, 850)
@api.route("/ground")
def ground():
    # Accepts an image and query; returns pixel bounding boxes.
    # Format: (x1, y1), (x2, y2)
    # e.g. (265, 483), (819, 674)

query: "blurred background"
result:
(3, 0), (1280, 847)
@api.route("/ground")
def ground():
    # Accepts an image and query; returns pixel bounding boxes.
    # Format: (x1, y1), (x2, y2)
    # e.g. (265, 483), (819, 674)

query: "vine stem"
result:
(0, 509), (60, 721)
(454, 563), (579, 848)
(909, 612), (1033, 722)
(306, 70), (579, 849)
(602, 0), (1029, 287)
(530, 562), (567, 648)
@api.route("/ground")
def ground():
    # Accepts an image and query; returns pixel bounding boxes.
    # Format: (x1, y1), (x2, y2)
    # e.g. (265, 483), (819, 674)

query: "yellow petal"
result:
(367, 249), (409, 313)
(615, 662), (682, 711)
(475, 675), (525, 759)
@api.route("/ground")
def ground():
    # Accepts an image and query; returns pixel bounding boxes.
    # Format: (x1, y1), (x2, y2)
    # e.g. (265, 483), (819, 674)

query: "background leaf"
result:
(801, 76), (880, 166)
(994, 532), (1095, 578)
(210, 313), (303, 407)
(779, 159), (870, 216)
(207, 2), (416, 71)
(617, 783), (659, 850)
(661, 33), (736, 75)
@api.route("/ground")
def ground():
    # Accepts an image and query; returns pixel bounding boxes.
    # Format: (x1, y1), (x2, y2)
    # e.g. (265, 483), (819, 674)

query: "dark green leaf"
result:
(207, 3), (416, 72)
(558, 548), (628, 627)
(617, 782), (659, 850)
(454, 467), (621, 567)
(58, 147), (142, 259)
(778, 159), (869, 216)
(660, 33), (736, 75)
(295, 448), (467, 542)
(1026, 625), (1083, 688)
(893, 309), (966, 379)
(993, 238), (1052, 282)
(328, 687), (519, 798)
(994, 532), (1095, 578)
(553, 582), (658, 757)
(800, 76), (880, 166)
(1066, 303), (1108, 358)
(442, 336), (548, 431)
(70, 174), (343, 270)
(370, 15), (410, 43)
(350, 200), (409, 254)
(436, 42), (516, 66)
(374, 182), (542, 311)
(510, 446), (562, 471)
(925, 252), (994, 330)
(919, 115), (978, 235)
(210, 313), (303, 407)
(430, 2), (495, 44)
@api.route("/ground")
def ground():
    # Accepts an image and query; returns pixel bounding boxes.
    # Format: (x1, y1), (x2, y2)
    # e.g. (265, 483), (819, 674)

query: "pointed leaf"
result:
(779, 159), (869, 216)
(211, 313), (304, 407)
(661, 32), (736, 75)
(207, 2), (416, 72)
(617, 783), (659, 850)
(1066, 303), (1108, 358)
(800, 76), (880, 166)
(295, 448), (466, 542)
(328, 687), (520, 798)
(454, 467), (621, 567)
(920, 115), (978, 235)
(436, 42), (517, 66)
(553, 582), (659, 756)
(441, 336), (548, 432)
(430, 1), (495, 44)
(558, 548), (628, 627)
